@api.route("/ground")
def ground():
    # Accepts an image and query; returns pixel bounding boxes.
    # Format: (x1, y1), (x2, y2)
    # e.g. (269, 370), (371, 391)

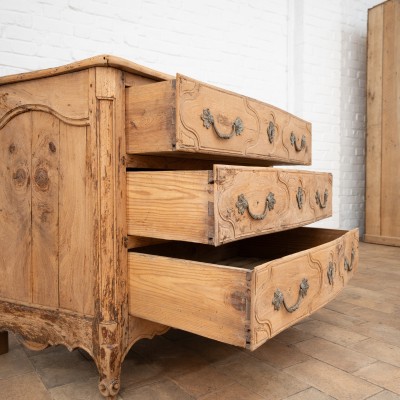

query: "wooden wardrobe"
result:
(365, 0), (400, 246)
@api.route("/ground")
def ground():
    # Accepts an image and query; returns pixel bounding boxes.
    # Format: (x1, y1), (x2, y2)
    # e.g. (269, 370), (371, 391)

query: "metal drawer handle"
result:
(297, 187), (304, 209)
(201, 108), (244, 139)
(315, 189), (329, 209)
(344, 247), (355, 272)
(267, 121), (275, 143)
(236, 192), (275, 220)
(327, 261), (335, 285)
(272, 278), (309, 313)
(290, 132), (306, 152)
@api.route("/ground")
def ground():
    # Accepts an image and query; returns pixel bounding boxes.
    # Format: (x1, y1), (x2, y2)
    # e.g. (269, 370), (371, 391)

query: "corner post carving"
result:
(90, 67), (128, 399)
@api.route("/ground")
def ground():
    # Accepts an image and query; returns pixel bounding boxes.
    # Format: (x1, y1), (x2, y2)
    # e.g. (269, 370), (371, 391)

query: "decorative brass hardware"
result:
(236, 192), (276, 220)
(290, 132), (306, 152)
(201, 108), (244, 139)
(272, 278), (309, 313)
(315, 189), (329, 209)
(327, 261), (334, 285)
(344, 247), (355, 272)
(297, 187), (304, 209)
(267, 121), (275, 143)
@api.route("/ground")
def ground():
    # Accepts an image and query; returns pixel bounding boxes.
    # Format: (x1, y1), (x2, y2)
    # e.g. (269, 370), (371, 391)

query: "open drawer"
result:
(126, 75), (311, 165)
(128, 227), (358, 350)
(127, 164), (332, 246)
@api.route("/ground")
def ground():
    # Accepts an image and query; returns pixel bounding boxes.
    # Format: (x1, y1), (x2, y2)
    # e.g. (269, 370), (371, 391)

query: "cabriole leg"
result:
(97, 350), (122, 400)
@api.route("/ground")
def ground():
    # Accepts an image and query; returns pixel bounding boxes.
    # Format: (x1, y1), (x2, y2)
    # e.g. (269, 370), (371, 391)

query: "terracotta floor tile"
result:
(366, 391), (400, 400)
(310, 307), (365, 329)
(294, 319), (368, 347)
(120, 352), (165, 390)
(29, 346), (98, 389)
(121, 379), (194, 400)
(214, 352), (309, 399)
(354, 361), (400, 394)
(272, 327), (314, 345)
(8, 333), (21, 350)
(49, 377), (122, 400)
(284, 359), (382, 399)
(251, 339), (310, 369)
(350, 338), (400, 367)
(198, 382), (264, 400)
(0, 347), (34, 379)
(172, 365), (235, 398)
(179, 333), (242, 364)
(326, 301), (400, 331)
(284, 387), (335, 400)
(325, 299), (365, 316)
(294, 337), (376, 372)
(0, 372), (52, 400)
(335, 286), (400, 314)
(132, 336), (209, 379)
(348, 321), (400, 347)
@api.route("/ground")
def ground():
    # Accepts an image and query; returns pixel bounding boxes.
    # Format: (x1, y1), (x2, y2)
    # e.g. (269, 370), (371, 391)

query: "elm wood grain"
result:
(0, 70), (90, 122)
(380, 0), (400, 239)
(363, 234), (400, 247)
(0, 112), (32, 303)
(0, 300), (94, 355)
(126, 75), (312, 165)
(366, 3), (383, 237)
(0, 62), (174, 400)
(31, 112), (60, 307)
(0, 54), (172, 86)
(58, 122), (93, 314)
(128, 228), (359, 350)
(90, 67), (129, 399)
(0, 331), (8, 355)
(127, 165), (332, 246)
(365, 0), (400, 246)
(0, 72), (94, 312)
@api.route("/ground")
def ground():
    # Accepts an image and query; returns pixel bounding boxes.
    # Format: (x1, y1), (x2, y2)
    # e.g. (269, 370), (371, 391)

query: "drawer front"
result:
(126, 75), (311, 165)
(127, 165), (332, 245)
(251, 229), (359, 348)
(177, 75), (312, 164)
(128, 228), (359, 350)
(215, 165), (332, 245)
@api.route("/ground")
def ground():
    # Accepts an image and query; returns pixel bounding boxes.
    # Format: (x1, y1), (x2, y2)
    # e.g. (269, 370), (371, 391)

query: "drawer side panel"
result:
(126, 80), (176, 154)
(127, 170), (212, 244)
(128, 253), (249, 347)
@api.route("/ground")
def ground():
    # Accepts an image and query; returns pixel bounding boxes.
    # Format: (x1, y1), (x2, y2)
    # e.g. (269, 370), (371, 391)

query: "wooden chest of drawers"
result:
(0, 55), (358, 399)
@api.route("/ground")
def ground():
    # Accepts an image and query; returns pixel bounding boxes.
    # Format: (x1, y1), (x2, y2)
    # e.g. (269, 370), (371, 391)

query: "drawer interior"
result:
(130, 227), (347, 268)
(128, 227), (356, 349)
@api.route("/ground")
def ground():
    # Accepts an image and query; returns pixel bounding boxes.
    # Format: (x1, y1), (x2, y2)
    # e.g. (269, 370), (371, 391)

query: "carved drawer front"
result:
(127, 164), (332, 246)
(128, 227), (359, 350)
(126, 75), (311, 165)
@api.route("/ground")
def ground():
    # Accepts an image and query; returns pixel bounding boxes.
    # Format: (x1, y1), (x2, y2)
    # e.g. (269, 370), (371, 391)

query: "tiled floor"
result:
(1, 241), (400, 400)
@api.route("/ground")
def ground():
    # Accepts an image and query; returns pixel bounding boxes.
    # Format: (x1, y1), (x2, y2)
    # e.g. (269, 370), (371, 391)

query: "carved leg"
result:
(0, 331), (9, 355)
(98, 373), (121, 400)
(97, 349), (122, 400)
(94, 322), (123, 400)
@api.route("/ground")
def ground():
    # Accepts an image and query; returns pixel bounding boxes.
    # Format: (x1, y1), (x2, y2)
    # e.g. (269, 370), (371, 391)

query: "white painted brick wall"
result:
(0, 0), (383, 234)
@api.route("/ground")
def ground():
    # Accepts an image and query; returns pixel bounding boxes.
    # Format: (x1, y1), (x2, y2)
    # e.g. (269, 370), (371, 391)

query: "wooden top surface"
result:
(0, 54), (173, 85)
